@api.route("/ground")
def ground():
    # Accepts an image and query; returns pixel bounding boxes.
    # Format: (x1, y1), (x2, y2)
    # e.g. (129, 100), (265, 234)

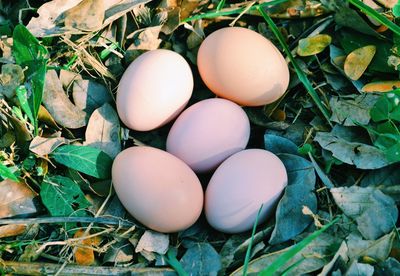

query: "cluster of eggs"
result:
(112, 27), (290, 233)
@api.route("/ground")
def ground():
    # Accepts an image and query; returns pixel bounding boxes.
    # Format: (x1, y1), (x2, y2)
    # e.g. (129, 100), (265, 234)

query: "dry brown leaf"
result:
(362, 81), (400, 92)
(74, 229), (102, 266)
(29, 136), (69, 157)
(180, 0), (202, 19)
(0, 179), (38, 219)
(72, 79), (112, 114)
(0, 224), (27, 238)
(344, 45), (376, 81)
(60, 69), (83, 90)
(0, 64), (24, 99)
(64, 0), (105, 31)
(43, 70), (88, 129)
(375, 0), (397, 8)
(38, 105), (61, 129)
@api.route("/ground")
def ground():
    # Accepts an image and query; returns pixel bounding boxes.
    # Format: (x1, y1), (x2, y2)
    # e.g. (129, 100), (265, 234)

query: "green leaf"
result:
(394, 2), (400, 17)
(51, 145), (113, 179)
(370, 90), (400, 122)
(297, 34), (332, 56)
(0, 162), (18, 181)
(331, 186), (398, 240)
(40, 175), (90, 217)
(16, 85), (34, 125)
(13, 24), (48, 135)
(264, 134), (298, 155)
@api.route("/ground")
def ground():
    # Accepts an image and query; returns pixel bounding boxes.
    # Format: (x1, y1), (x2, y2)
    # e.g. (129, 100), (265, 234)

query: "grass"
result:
(259, 216), (340, 275)
(242, 204), (264, 276)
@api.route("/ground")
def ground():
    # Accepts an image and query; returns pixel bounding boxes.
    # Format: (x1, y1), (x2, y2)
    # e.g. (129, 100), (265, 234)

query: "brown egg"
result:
(205, 149), (287, 233)
(112, 146), (203, 233)
(116, 49), (193, 131)
(167, 98), (250, 173)
(197, 27), (289, 106)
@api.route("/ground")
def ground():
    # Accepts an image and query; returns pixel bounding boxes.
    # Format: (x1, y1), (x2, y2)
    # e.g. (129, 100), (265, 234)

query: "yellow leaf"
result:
(0, 224), (26, 238)
(362, 80), (400, 92)
(297, 34), (332, 56)
(344, 45), (376, 81)
(73, 230), (101, 266)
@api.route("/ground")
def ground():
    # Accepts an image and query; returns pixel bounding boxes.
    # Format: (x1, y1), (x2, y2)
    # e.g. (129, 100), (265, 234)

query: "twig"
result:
(0, 217), (137, 228)
(0, 261), (176, 276)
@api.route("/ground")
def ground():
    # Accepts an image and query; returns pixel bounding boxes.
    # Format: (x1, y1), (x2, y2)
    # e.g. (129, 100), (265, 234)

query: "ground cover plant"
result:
(0, 0), (400, 275)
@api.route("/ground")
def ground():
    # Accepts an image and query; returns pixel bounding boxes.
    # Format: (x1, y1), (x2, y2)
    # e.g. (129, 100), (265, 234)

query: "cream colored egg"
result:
(117, 49), (193, 131)
(197, 27), (289, 106)
(166, 98), (250, 173)
(112, 146), (203, 233)
(205, 149), (287, 233)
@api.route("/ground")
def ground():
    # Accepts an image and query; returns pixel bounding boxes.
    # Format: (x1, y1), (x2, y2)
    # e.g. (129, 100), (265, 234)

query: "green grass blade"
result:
(347, 0), (400, 36)
(0, 162), (18, 181)
(259, 217), (340, 275)
(182, 0), (290, 23)
(164, 248), (189, 276)
(257, 7), (332, 125)
(243, 204), (264, 276)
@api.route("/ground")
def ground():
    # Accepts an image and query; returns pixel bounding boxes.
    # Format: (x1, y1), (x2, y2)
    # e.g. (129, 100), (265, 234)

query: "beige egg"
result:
(205, 149), (287, 233)
(112, 146), (203, 233)
(197, 27), (289, 106)
(166, 98), (250, 173)
(116, 49), (193, 131)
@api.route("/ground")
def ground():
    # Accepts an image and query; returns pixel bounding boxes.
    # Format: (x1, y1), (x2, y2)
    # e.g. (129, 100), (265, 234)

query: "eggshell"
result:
(197, 27), (289, 106)
(116, 49), (193, 131)
(205, 149), (287, 233)
(166, 98), (250, 173)
(112, 146), (203, 233)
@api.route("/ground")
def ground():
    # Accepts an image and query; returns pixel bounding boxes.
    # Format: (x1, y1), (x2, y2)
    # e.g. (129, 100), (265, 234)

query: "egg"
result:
(112, 146), (203, 233)
(197, 27), (289, 106)
(166, 98), (250, 173)
(205, 149), (287, 233)
(116, 49), (193, 131)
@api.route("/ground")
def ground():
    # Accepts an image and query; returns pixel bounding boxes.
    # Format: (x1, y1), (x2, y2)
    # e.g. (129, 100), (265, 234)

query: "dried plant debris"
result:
(1, 0), (400, 275)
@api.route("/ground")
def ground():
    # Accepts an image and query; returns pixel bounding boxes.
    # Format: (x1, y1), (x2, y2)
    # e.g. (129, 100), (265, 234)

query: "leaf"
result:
(29, 136), (69, 157)
(370, 90), (400, 122)
(180, 243), (222, 276)
(331, 186), (398, 240)
(16, 86), (34, 125)
(136, 231), (169, 257)
(269, 154), (317, 245)
(84, 103), (121, 158)
(0, 224), (27, 239)
(232, 232), (339, 276)
(314, 125), (391, 169)
(362, 81), (400, 92)
(13, 24), (48, 133)
(345, 262), (374, 275)
(394, 2), (400, 17)
(40, 175), (91, 217)
(346, 231), (394, 261)
(72, 79), (112, 114)
(344, 45), (376, 80)
(0, 179), (37, 218)
(74, 229), (101, 266)
(0, 162), (18, 181)
(264, 134), (298, 155)
(64, 0), (105, 31)
(374, 258), (400, 275)
(0, 64), (24, 99)
(103, 240), (134, 264)
(297, 34), (332, 56)
(51, 145), (113, 179)
(43, 70), (87, 129)
(329, 94), (380, 126)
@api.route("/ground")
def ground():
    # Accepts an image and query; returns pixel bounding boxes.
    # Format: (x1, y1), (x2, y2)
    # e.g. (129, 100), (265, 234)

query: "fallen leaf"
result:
(0, 64), (24, 99)
(103, 240), (134, 264)
(0, 224), (26, 238)
(136, 230), (169, 256)
(125, 26), (162, 61)
(329, 94), (380, 126)
(29, 136), (69, 157)
(180, 0), (202, 19)
(344, 45), (376, 80)
(269, 153), (317, 245)
(264, 134), (298, 155)
(362, 81), (400, 92)
(331, 186), (398, 240)
(180, 243), (222, 276)
(297, 34), (332, 56)
(60, 69), (82, 90)
(375, 0), (397, 8)
(72, 79), (112, 114)
(74, 229), (101, 266)
(43, 70), (87, 129)
(26, 0), (83, 37)
(345, 261), (374, 275)
(84, 103), (121, 158)
(0, 131), (16, 148)
(346, 231), (394, 261)
(374, 258), (400, 275)
(37, 105), (60, 129)
(0, 179), (38, 218)
(64, 0), (105, 31)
